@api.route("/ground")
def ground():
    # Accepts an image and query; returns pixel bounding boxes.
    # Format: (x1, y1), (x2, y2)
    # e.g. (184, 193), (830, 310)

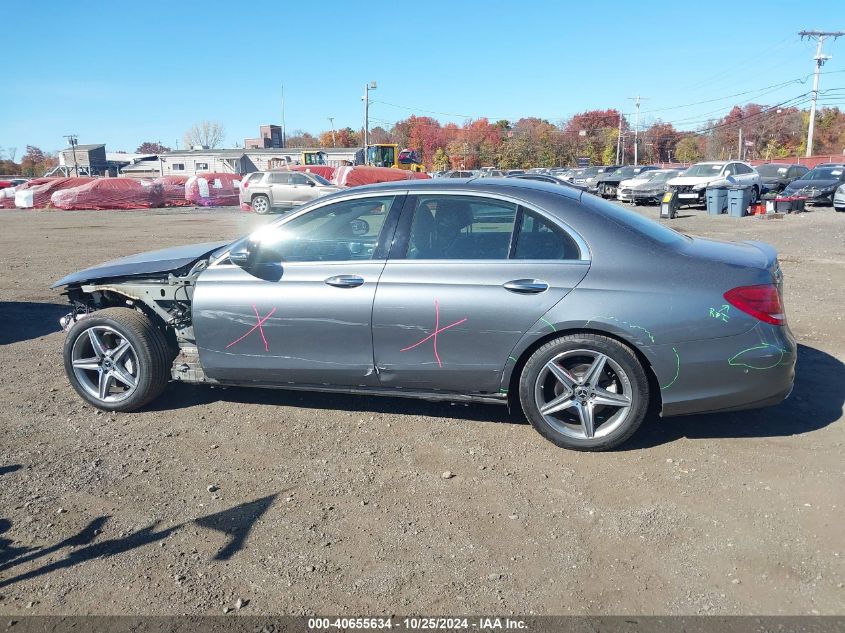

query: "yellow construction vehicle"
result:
(364, 144), (425, 172)
(301, 150), (327, 166)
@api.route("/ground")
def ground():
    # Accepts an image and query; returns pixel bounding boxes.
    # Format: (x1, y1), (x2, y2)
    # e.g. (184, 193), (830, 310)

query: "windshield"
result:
(616, 166), (638, 178)
(644, 171), (678, 184)
(683, 163), (724, 177)
(579, 167), (601, 177)
(310, 174), (331, 186)
(756, 164), (790, 177)
(803, 167), (844, 181)
(367, 145), (395, 167)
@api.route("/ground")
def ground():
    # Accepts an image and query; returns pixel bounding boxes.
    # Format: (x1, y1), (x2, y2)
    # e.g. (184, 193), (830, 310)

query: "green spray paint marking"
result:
(660, 347), (681, 391)
(508, 356), (518, 363)
(585, 315), (655, 345)
(625, 324), (656, 344)
(709, 304), (730, 322)
(539, 317), (556, 332)
(499, 388), (509, 394)
(728, 344), (784, 370)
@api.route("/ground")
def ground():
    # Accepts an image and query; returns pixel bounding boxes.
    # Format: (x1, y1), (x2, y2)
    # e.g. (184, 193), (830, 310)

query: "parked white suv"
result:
(667, 161), (761, 206)
(240, 170), (343, 214)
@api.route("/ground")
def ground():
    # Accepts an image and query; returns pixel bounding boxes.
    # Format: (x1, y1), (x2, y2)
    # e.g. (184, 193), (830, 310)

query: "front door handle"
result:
(324, 275), (365, 288)
(503, 279), (549, 294)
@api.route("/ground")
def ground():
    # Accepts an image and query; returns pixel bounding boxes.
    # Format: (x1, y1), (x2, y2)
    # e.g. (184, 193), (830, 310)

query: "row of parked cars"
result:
(430, 162), (845, 211)
(532, 161), (844, 209)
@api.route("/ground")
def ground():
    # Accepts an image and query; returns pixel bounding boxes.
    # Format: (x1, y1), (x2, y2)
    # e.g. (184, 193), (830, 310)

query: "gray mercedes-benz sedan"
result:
(53, 179), (796, 451)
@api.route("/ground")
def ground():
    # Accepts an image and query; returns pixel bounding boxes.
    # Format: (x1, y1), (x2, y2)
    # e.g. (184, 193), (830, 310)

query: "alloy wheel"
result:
(533, 349), (632, 440)
(71, 325), (140, 403)
(252, 197), (269, 214)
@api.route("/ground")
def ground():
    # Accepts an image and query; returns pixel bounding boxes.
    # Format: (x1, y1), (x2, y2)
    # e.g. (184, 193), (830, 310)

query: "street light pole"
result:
(327, 117), (336, 147)
(363, 81), (377, 159)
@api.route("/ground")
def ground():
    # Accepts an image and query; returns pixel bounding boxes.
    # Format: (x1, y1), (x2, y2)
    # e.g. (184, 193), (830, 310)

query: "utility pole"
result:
(64, 134), (79, 176)
(800, 30), (844, 157)
(363, 81), (377, 158)
(615, 112), (623, 165)
(327, 117), (336, 147)
(628, 96), (646, 165)
(738, 128), (743, 160)
(281, 85), (286, 149)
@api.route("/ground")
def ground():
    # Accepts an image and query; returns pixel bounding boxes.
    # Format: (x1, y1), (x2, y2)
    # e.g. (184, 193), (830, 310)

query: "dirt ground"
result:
(0, 202), (843, 616)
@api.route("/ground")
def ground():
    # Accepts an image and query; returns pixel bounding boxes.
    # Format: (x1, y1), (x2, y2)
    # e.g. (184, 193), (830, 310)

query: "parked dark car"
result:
(756, 163), (809, 194)
(506, 173), (588, 190)
(782, 164), (845, 204)
(53, 179), (795, 452)
(572, 165), (621, 191)
(594, 165), (660, 198)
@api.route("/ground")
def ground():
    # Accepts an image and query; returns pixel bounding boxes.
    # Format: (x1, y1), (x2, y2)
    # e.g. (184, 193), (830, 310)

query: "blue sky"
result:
(2, 0), (843, 154)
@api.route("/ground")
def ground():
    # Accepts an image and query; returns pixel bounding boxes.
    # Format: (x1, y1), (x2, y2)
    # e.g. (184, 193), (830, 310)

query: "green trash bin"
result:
(727, 186), (752, 217)
(705, 187), (728, 215)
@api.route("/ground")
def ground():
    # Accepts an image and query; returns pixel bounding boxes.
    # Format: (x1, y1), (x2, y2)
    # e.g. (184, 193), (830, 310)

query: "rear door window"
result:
(404, 195), (517, 260)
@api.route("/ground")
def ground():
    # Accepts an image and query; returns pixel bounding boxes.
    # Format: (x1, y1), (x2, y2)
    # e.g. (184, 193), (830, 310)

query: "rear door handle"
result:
(324, 275), (365, 288)
(503, 279), (549, 294)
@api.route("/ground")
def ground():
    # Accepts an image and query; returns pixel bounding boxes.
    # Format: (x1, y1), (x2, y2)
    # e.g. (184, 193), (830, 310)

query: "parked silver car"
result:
(239, 170), (342, 214)
(53, 179), (796, 451)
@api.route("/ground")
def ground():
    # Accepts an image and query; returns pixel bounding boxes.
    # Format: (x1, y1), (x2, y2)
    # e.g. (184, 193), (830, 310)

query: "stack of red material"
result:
(333, 166), (429, 187)
(185, 173), (242, 207)
(287, 165), (337, 182)
(152, 175), (191, 207)
(14, 177), (95, 208)
(51, 178), (161, 210)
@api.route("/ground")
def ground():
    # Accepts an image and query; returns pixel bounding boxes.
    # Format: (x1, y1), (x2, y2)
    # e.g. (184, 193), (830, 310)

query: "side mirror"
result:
(308, 181), (315, 187)
(229, 243), (252, 267)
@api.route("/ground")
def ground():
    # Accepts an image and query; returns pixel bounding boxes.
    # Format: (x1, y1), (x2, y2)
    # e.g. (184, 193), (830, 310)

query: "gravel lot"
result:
(0, 202), (843, 616)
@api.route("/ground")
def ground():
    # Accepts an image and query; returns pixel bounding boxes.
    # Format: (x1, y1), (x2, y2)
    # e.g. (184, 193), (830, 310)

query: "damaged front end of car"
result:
(54, 241), (230, 386)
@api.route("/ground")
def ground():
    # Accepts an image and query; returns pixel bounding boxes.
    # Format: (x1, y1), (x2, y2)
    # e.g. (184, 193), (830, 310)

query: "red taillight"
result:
(724, 285), (785, 325)
(243, 181), (249, 188)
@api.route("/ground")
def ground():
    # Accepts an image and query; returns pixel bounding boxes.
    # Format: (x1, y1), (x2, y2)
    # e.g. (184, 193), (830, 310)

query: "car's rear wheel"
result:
(750, 185), (759, 205)
(251, 194), (271, 215)
(63, 308), (172, 412)
(518, 334), (650, 451)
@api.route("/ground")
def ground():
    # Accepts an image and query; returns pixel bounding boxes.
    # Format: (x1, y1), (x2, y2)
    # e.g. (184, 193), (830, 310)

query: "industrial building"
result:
(158, 147), (358, 177)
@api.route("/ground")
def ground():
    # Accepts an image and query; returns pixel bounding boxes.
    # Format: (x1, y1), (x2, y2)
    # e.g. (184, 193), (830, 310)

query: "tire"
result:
(750, 186), (759, 205)
(63, 308), (173, 412)
(251, 194), (271, 215)
(518, 333), (650, 451)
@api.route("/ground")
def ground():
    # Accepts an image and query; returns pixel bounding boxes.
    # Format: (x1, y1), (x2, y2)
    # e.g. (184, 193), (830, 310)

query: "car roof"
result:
(337, 175), (584, 201)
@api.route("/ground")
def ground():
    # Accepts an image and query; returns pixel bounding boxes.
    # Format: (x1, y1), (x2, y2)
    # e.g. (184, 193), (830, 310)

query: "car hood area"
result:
(783, 178), (841, 194)
(52, 240), (230, 288)
(668, 175), (730, 188)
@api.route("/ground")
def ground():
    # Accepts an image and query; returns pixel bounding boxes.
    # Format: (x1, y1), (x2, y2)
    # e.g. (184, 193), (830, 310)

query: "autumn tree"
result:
(674, 135), (703, 164)
(284, 130), (319, 147)
(183, 120), (225, 149)
(20, 145), (57, 176)
(431, 147), (450, 171)
(136, 141), (171, 154)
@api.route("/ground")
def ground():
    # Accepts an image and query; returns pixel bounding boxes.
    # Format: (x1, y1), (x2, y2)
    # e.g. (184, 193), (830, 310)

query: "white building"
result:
(159, 147), (359, 177)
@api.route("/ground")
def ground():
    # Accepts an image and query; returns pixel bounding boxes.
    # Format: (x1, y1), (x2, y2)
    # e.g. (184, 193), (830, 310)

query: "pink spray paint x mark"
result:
(225, 305), (276, 352)
(400, 300), (467, 368)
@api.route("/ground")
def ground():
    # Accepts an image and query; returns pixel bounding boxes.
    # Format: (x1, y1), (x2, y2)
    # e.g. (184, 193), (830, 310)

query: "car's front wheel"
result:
(750, 185), (759, 205)
(63, 308), (173, 412)
(251, 194), (271, 214)
(518, 333), (650, 451)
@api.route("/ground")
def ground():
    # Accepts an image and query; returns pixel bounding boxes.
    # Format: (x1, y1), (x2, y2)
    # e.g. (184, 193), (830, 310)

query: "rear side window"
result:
(406, 195), (517, 260)
(513, 210), (580, 260)
(268, 172), (291, 184)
